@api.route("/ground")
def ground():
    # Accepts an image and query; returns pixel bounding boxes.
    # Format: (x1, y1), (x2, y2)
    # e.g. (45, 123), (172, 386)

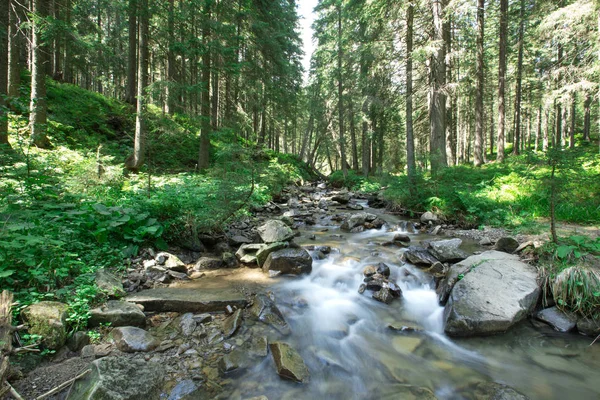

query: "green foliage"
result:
(329, 170), (383, 193)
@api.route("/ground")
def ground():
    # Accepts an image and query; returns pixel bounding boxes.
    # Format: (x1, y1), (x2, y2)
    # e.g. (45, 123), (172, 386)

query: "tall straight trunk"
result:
(535, 105), (541, 151)
(429, 0), (448, 174)
(29, 0), (50, 148)
(560, 105), (567, 148)
(362, 100), (370, 177)
(198, 0), (211, 169)
(337, 3), (347, 178)
(583, 94), (591, 141)
(126, 0), (137, 104)
(489, 98), (494, 156)
(445, 15), (455, 166)
(378, 112), (385, 175)
(166, 0), (176, 114)
(569, 94), (576, 149)
(63, 0), (72, 83)
(555, 44), (563, 148)
(8, 0), (22, 97)
(474, 0), (485, 166)
(349, 100), (359, 171)
(543, 107), (549, 151)
(0, 0), (8, 145)
(129, 0), (149, 170)
(52, 0), (60, 76)
(497, 0), (508, 162)
(406, 3), (416, 186)
(512, 0), (525, 156)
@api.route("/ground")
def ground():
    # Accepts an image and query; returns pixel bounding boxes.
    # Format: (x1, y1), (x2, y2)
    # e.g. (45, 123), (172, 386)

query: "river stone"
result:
(494, 237), (520, 254)
(263, 248), (313, 276)
(256, 242), (289, 267)
(95, 269), (126, 298)
(112, 327), (159, 352)
(363, 265), (377, 277)
(167, 380), (200, 400)
(219, 348), (249, 373)
(393, 233), (411, 243)
(156, 252), (188, 273)
(340, 212), (376, 231)
(427, 262), (449, 279)
(68, 356), (163, 400)
(373, 288), (394, 304)
(535, 307), (577, 332)
(126, 287), (247, 312)
(180, 313), (197, 336)
(89, 300), (146, 328)
(21, 301), (68, 350)
(249, 294), (291, 335)
(576, 318), (600, 336)
(332, 194), (350, 204)
(420, 211), (439, 224)
(459, 381), (529, 400)
(402, 246), (439, 266)
(269, 342), (310, 383)
(257, 220), (295, 243)
(428, 239), (469, 262)
(444, 251), (540, 337)
(194, 256), (223, 270)
(222, 309), (243, 338)
(236, 243), (264, 265)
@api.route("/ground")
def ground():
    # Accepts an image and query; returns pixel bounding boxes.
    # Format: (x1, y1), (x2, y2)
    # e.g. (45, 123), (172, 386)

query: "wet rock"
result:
(376, 262), (391, 278)
(370, 218), (386, 229)
(365, 278), (385, 292)
(95, 269), (126, 298)
(194, 257), (223, 270)
(126, 287), (247, 313)
(257, 220), (295, 243)
(180, 313), (197, 336)
(219, 349), (249, 373)
(358, 284), (366, 294)
(89, 300), (146, 328)
(249, 294), (291, 335)
(314, 251), (326, 260)
(479, 237), (493, 246)
(236, 243), (264, 265)
(229, 235), (253, 246)
(67, 331), (91, 352)
(494, 237), (520, 254)
(222, 308), (243, 338)
(378, 384), (438, 400)
(332, 194), (350, 204)
(21, 301), (68, 350)
(459, 381), (529, 400)
(373, 288), (394, 304)
(393, 233), (411, 243)
(428, 239), (469, 262)
(256, 242), (289, 267)
(535, 307), (577, 332)
(363, 265), (377, 277)
(157, 252), (188, 273)
(350, 226), (365, 233)
(112, 326), (159, 352)
(247, 336), (269, 357)
(340, 212), (376, 231)
(168, 380), (200, 400)
(68, 356), (163, 400)
(577, 318), (600, 336)
(347, 203), (364, 210)
(222, 251), (238, 268)
(426, 262), (449, 279)
(443, 251), (540, 337)
(263, 248), (313, 276)
(269, 342), (310, 383)
(402, 246), (439, 266)
(420, 211), (439, 224)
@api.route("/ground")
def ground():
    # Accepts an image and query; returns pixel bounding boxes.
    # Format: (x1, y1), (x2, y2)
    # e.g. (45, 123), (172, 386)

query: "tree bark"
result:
(474, 0), (485, 166)
(497, 0), (508, 162)
(198, 0), (212, 169)
(512, 0), (525, 156)
(337, 2), (347, 178)
(569, 94), (576, 149)
(429, 0), (448, 174)
(63, 0), (72, 83)
(0, 291), (13, 389)
(166, 0), (176, 114)
(8, 0), (22, 98)
(0, 0), (8, 145)
(29, 0), (50, 148)
(349, 100), (359, 171)
(126, 0), (137, 104)
(583, 93), (591, 141)
(406, 3), (416, 189)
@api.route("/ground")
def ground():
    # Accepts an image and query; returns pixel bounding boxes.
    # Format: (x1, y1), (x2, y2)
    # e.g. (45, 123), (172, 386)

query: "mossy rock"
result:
(21, 301), (68, 350)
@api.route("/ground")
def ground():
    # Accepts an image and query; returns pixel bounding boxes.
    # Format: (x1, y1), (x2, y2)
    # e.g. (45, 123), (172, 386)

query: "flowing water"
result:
(225, 204), (600, 400)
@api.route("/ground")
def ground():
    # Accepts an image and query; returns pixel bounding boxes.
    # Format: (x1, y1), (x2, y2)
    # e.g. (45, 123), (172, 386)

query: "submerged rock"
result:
(535, 307), (577, 332)
(577, 317), (600, 336)
(269, 342), (310, 383)
(443, 251), (540, 337)
(263, 248), (313, 276)
(458, 381), (529, 400)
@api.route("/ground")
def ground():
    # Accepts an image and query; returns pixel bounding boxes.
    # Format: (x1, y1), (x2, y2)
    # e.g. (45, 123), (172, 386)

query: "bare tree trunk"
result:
(543, 106), (549, 151)
(337, 3), (347, 178)
(198, 0), (211, 169)
(512, 0), (525, 156)
(166, 0), (176, 114)
(30, 0), (50, 148)
(569, 94), (576, 149)
(0, 291), (14, 388)
(474, 0), (485, 166)
(52, 0), (61, 77)
(429, 0), (448, 174)
(8, 0), (22, 98)
(406, 3), (416, 189)
(583, 93), (591, 141)
(349, 100), (359, 171)
(535, 105), (541, 151)
(63, 0), (72, 83)
(497, 0), (508, 162)
(0, 0), (9, 145)
(126, 0), (137, 104)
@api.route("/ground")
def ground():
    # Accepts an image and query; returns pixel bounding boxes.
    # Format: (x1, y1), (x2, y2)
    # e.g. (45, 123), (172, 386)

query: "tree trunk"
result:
(52, 0), (61, 77)
(569, 94), (576, 149)
(30, 0), (50, 148)
(198, 0), (211, 169)
(406, 3), (416, 189)
(555, 43), (563, 148)
(349, 100), (359, 171)
(166, 0), (176, 114)
(543, 107), (549, 151)
(63, 0), (72, 83)
(337, 3), (347, 178)
(8, 0), (22, 98)
(0, 0), (8, 145)
(535, 105), (542, 151)
(497, 0), (508, 162)
(429, 0), (448, 174)
(0, 291), (14, 389)
(126, 0), (137, 104)
(583, 93), (591, 141)
(512, 0), (525, 156)
(474, 0), (485, 166)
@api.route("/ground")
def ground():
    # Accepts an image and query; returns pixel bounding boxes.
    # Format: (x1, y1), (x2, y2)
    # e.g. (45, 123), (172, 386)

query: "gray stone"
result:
(536, 307), (577, 332)
(235, 243), (264, 265)
(426, 262), (449, 279)
(21, 301), (68, 350)
(249, 294), (291, 335)
(180, 313), (197, 336)
(420, 211), (439, 224)
(459, 382), (529, 400)
(158, 252), (188, 273)
(269, 342), (310, 383)
(67, 331), (91, 352)
(229, 235), (253, 245)
(402, 246), (439, 266)
(194, 257), (223, 270)
(257, 220), (295, 243)
(331, 194), (350, 204)
(263, 248), (313, 276)
(444, 251), (540, 337)
(373, 288), (394, 304)
(494, 237), (520, 254)
(479, 237), (493, 246)
(111, 327), (159, 352)
(218, 349), (249, 373)
(256, 242), (288, 267)
(68, 356), (163, 400)
(428, 239), (469, 262)
(340, 212), (376, 231)
(393, 233), (411, 243)
(89, 301), (146, 328)
(577, 318), (600, 336)
(222, 252), (238, 268)
(126, 287), (247, 313)
(222, 309), (243, 338)
(95, 269), (126, 298)
(168, 380), (200, 400)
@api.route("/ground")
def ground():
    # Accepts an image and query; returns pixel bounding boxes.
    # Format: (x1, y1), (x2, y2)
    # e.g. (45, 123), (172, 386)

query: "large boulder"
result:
(420, 211), (439, 224)
(263, 248), (313, 276)
(340, 212), (376, 231)
(269, 342), (310, 383)
(494, 237), (520, 254)
(444, 251), (540, 337)
(89, 301), (146, 328)
(235, 243), (264, 265)
(112, 326), (159, 352)
(68, 356), (163, 400)
(257, 220), (294, 243)
(21, 301), (68, 350)
(256, 242), (288, 267)
(428, 239), (469, 262)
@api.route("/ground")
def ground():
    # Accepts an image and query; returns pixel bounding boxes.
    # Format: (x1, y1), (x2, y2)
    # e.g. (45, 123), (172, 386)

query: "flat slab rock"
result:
(444, 251), (540, 337)
(270, 342), (310, 383)
(126, 288), (247, 313)
(536, 307), (577, 332)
